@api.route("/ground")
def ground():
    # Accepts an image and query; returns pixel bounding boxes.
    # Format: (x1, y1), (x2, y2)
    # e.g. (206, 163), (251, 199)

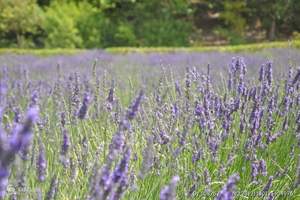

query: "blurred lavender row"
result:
(1, 48), (300, 83)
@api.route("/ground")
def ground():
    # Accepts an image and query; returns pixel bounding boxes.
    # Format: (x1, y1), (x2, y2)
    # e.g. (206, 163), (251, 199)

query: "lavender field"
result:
(0, 48), (300, 200)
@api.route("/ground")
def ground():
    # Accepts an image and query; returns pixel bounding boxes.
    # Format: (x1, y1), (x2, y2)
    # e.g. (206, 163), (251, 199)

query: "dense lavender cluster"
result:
(0, 50), (299, 200)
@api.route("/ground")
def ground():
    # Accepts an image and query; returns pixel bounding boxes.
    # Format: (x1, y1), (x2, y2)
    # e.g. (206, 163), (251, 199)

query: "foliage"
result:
(0, 0), (43, 47)
(43, 1), (83, 48)
(1, 0), (300, 47)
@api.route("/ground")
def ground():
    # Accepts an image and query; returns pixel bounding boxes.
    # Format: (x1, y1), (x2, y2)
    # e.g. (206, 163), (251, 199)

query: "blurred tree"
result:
(221, 0), (246, 35)
(0, 0), (43, 47)
(98, 0), (193, 46)
(1, 0), (300, 47)
(247, 0), (293, 40)
(36, 0), (51, 7)
(43, 1), (88, 48)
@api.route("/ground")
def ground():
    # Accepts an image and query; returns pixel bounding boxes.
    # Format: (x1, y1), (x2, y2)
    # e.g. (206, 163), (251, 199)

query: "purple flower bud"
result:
(112, 148), (130, 184)
(292, 67), (300, 85)
(259, 159), (267, 176)
(251, 161), (259, 182)
(266, 62), (273, 87)
(110, 131), (125, 156)
(160, 176), (180, 200)
(60, 112), (66, 127)
(126, 90), (144, 120)
(171, 103), (179, 118)
(267, 131), (283, 144)
(30, 90), (39, 107)
(46, 175), (59, 200)
(267, 192), (274, 200)
(37, 140), (47, 182)
(262, 176), (273, 193)
(208, 137), (219, 158)
(216, 173), (239, 200)
(9, 106), (39, 153)
(259, 64), (265, 82)
(77, 92), (91, 120)
(61, 129), (70, 157)
(159, 131), (170, 145)
(110, 176), (129, 200)
(107, 81), (115, 104)
(13, 107), (21, 123)
(192, 149), (203, 164)
(0, 167), (9, 199)
(187, 184), (196, 197)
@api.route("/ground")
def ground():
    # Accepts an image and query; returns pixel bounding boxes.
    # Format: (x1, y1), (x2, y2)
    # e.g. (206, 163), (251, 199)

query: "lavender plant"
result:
(0, 49), (299, 200)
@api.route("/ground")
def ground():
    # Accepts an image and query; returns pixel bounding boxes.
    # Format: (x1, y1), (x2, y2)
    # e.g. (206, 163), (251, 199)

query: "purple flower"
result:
(126, 90), (144, 120)
(259, 64), (265, 82)
(37, 140), (47, 182)
(0, 167), (9, 199)
(77, 92), (91, 120)
(107, 80), (115, 104)
(258, 159), (267, 176)
(46, 175), (59, 200)
(60, 112), (66, 127)
(292, 67), (300, 85)
(13, 107), (21, 123)
(112, 148), (130, 183)
(266, 62), (273, 87)
(30, 90), (39, 107)
(262, 176), (273, 193)
(9, 106), (39, 153)
(192, 149), (203, 164)
(160, 176), (180, 200)
(159, 131), (170, 145)
(267, 192), (274, 200)
(215, 173), (239, 200)
(251, 161), (259, 182)
(61, 129), (70, 157)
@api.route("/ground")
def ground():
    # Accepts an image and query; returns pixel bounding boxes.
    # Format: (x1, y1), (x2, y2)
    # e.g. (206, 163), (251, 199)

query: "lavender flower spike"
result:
(126, 90), (144, 120)
(160, 176), (180, 200)
(10, 106), (39, 153)
(112, 148), (130, 184)
(215, 173), (239, 200)
(78, 92), (91, 120)
(46, 175), (59, 200)
(0, 167), (9, 199)
(61, 129), (70, 157)
(0, 106), (39, 199)
(37, 140), (47, 182)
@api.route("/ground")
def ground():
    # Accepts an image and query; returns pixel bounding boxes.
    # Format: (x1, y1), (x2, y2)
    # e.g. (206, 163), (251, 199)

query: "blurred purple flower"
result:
(215, 173), (239, 200)
(160, 176), (180, 200)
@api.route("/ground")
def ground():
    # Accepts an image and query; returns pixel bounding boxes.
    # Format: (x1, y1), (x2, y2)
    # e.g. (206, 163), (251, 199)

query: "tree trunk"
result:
(268, 18), (276, 41)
